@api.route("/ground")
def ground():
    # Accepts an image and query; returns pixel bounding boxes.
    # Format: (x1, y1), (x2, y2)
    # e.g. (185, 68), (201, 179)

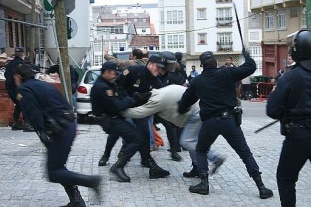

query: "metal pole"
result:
(0, 17), (47, 29)
(30, 0), (36, 63)
(101, 35), (104, 65)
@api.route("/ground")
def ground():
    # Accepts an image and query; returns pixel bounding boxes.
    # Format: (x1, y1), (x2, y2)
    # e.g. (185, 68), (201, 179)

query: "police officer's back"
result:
(267, 30), (311, 207)
(178, 50), (273, 199)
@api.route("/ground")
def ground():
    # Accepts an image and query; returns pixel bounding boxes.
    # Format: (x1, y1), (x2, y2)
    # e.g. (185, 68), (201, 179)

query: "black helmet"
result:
(290, 30), (311, 69)
(175, 52), (183, 62)
(159, 51), (177, 72)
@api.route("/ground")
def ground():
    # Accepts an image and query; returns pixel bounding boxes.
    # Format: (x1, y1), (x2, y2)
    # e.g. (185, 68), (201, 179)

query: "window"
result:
(197, 8), (206, 20)
(93, 42), (102, 52)
(178, 10), (183, 24)
(217, 8), (232, 20)
(8, 17), (13, 48)
(143, 18), (146, 23)
(290, 7), (298, 18)
(277, 10), (287, 29)
(161, 35), (165, 49)
(218, 33), (232, 43)
(142, 29), (146, 33)
(167, 35), (184, 49)
(302, 6), (307, 28)
(134, 19), (138, 23)
(94, 55), (102, 66)
(156, 46), (160, 50)
(250, 46), (262, 58)
(111, 42), (126, 51)
(167, 11), (172, 24)
(167, 10), (183, 24)
(249, 31), (259, 41)
(265, 11), (274, 30)
(198, 33), (207, 44)
(143, 46), (148, 50)
(160, 11), (164, 24)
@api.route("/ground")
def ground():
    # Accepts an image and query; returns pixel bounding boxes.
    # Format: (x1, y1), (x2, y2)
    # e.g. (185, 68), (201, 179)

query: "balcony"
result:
(251, 0), (302, 12)
(216, 17), (233, 27)
(217, 42), (233, 52)
(216, 0), (232, 3)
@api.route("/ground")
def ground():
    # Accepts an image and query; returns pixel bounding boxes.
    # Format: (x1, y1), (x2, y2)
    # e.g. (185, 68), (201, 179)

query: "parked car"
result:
(76, 66), (101, 122)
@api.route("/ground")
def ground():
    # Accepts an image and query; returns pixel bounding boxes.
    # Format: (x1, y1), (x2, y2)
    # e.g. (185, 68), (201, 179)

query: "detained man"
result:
(122, 84), (225, 177)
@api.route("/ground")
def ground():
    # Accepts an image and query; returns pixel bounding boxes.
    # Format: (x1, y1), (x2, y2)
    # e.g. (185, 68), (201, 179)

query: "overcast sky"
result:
(93, 0), (158, 6)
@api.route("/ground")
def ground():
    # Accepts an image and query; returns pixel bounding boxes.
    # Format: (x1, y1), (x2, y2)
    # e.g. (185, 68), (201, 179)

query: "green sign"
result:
(44, 0), (54, 11)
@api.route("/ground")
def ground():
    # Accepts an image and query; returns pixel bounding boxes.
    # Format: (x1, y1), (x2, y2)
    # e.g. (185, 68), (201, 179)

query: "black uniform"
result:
(4, 56), (24, 122)
(91, 76), (143, 159)
(178, 62), (187, 79)
(267, 64), (311, 206)
(179, 51), (273, 198)
(17, 78), (100, 206)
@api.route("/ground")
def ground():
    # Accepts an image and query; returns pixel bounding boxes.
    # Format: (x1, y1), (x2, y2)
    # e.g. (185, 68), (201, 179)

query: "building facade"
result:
(251, 0), (306, 77)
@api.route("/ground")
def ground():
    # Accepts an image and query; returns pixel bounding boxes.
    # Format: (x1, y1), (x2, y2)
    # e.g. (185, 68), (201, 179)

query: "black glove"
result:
(132, 92), (152, 106)
(242, 48), (250, 59)
(37, 130), (51, 148)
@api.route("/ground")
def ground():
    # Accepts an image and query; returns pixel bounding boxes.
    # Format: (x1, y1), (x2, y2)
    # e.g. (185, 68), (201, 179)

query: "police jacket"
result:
(91, 76), (136, 117)
(179, 56), (256, 121)
(267, 64), (311, 121)
(116, 65), (162, 96)
(159, 72), (173, 87)
(4, 56), (24, 90)
(169, 71), (186, 85)
(17, 79), (72, 132)
(178, 62), (187, 79)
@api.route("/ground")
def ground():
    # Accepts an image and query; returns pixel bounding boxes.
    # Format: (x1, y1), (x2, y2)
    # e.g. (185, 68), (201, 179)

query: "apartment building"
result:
(250, 0), (306, 77)
(159, 0), (248, 73)
(0, 0), (43, 56)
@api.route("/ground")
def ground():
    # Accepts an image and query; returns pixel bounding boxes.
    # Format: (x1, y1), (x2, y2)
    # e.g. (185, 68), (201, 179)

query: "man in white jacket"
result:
(122, 85), (225, 177)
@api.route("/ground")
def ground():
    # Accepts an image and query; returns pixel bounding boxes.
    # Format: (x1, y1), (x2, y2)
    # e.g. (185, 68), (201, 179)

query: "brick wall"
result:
(3, 6), (26, 56)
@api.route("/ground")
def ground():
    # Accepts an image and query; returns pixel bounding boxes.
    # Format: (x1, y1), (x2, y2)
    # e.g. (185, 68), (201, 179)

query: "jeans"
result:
(148, 116), (156, 148)
(180, 110), (220, 165)
(277, 127), (311, 207)
(196, 115), (261, 177)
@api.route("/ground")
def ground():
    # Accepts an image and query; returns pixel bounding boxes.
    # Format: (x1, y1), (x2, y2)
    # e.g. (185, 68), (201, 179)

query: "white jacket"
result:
(122, 85), (199, 127)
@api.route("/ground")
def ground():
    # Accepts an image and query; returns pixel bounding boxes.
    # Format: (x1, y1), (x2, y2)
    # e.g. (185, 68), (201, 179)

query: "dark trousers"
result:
(99, 117), (143, 159)
(277, 128), (311, 207)
(103, 134), (120, 158)
(154, 115), (179, 151)
(47, 122), (95, 187)
(196, 115), (261, 177)
(7, 89), (22, 122)
(132, 117), (152, 160)
(242, 84), (251, 100)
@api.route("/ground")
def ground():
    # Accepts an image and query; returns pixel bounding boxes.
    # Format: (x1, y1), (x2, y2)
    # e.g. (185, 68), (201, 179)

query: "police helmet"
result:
(159, 51), (177, 72)
(289, 30), (311, 69)
(175, 52), (183, 62)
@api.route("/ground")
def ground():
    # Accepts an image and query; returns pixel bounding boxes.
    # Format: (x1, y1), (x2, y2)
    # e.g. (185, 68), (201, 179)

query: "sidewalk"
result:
(0, 110), (310, 206)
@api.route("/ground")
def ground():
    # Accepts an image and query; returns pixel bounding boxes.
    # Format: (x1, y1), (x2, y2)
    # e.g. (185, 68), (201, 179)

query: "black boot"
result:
(171, 151), (182, 162)
(183, 163), (199, 178)
(11, 121), (23, 131)
(210, 157), (225, 175)
(110, 157), (131, 182)
(148, 158), (170, 179)
(61, 186), (86, 207)
(253, 175), (274, 199)
(23, 123), (35, 132)
(189, 173), (209, 195)
(98, 155), (109, 166)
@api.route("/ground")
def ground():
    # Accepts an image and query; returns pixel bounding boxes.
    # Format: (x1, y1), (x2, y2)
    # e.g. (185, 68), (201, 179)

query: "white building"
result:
(158, 0), (187, 53)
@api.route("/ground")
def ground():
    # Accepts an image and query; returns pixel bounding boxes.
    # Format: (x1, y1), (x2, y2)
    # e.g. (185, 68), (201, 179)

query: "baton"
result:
(233, 2), (245, 49)
(254, 120), (279, 133)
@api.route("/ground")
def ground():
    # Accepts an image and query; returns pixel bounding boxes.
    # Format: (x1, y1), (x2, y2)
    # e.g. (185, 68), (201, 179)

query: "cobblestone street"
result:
(0, 101), (310, 207)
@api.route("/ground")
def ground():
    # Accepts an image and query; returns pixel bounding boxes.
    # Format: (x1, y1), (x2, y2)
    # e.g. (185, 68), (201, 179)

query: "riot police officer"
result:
(178, 50), (273, 199)
(4, 47), (33, 131)
(114, 55), (170, 178)
(91, 61), (153, 182)
(267, 29), (311, 207)
(13, 64), (101, 207)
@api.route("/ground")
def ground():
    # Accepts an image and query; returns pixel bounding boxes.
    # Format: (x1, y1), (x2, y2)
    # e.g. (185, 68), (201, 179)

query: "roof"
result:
(130, 35), (159, 47)
(96, 22), (125, 27)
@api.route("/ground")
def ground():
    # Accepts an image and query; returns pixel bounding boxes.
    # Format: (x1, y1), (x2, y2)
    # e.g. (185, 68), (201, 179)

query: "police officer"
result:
(91, 61), (153, 182)
(115, 55), (170, 178)
(4, 47), (33, 131)
(178, 50), (273, 199)
(13, 64), (101, 207)
(175, 52), (187, 79)
(267, 30), (311, 207)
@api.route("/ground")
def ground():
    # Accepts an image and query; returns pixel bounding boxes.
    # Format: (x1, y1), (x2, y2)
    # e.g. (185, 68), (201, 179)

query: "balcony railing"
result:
(217, 42), (233, 52)
(216, 17), (233, 27)
(216, 0), (232, 3)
